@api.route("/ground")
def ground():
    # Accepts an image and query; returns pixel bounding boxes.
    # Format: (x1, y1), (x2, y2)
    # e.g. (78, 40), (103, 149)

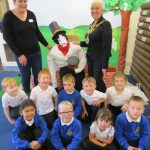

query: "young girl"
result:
(106, 71), (133, 122)
(79, 108), (116, 150)
(12, 99), (49, 150)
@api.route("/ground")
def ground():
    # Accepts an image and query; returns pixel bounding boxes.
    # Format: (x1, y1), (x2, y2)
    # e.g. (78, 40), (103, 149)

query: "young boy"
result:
(115, 96), (150, 150)
(58, 74), (82, 117)
(1, 77), (28, 125)
(30, 69), (58, 129)
(80, 76), (107, 122)
(50, 101), (82, 150)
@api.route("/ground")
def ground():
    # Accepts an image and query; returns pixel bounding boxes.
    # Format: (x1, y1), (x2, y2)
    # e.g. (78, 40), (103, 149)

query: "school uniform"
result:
(12, 114), (49, 150)
(115, 112), (150, 150)
(50, 117), (82, 150)
(106, 86), (132, 122)
(80, 89), (107, 122)
(79, 121), (116, 150)
(2, 89), (28, 119)
(30, 85), (58, 128)
(58, 89), (82, 117)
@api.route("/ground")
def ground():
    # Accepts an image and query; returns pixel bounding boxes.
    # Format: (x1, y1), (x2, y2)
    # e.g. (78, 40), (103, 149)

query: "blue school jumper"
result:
(115, 112), (150, 150)
(58, 89), (82, 117)
(51, 118), (82, 150)
(12, 114), (48, 149)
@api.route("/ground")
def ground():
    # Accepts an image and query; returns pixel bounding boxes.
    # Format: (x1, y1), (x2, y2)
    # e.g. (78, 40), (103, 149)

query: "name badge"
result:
(28, 19), (34, 23)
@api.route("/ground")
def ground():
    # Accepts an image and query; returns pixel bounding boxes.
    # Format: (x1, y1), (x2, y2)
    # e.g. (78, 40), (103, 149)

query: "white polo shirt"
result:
(80, 89), (107, 105)
(2, 89), (28, 108)
(30, 85), (57, 115)
(106, 86), (133, 106)
(90, 121), (114, 138)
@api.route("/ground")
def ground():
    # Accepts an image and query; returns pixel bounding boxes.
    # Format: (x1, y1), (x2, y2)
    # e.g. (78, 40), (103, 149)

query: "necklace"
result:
(86, 20), (107, 44)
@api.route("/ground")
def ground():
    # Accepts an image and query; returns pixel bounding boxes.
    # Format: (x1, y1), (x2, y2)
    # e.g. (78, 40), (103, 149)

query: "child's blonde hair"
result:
(38, 69), (51, 79)
(82, 76), (96, 85)
(1, 77), (18, 90)
(113, 71), (127, 82)
(128, 96), (144, 106)
(95, 108), (113, 124)
(62, 74), (75, 83)
(58, 101), (73, 112)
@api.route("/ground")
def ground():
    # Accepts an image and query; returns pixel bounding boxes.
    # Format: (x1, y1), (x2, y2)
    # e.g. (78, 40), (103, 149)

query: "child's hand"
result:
(137, 148), (142, 150)
(30, 141), (41, 150)
(81, 110), (88, 119)
(121, 103), (128, 112)
(93, 99), (105, 107)
(128, 146), (138, 150)
(93, 100), (102, 107)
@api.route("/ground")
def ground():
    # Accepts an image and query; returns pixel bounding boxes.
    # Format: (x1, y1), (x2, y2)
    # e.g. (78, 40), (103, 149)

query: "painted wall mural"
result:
(0, 0), (147, 70)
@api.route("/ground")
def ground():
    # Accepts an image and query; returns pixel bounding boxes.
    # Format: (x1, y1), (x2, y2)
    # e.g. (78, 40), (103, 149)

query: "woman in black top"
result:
(2, 0), (51, 94)
(80, 0), (112, 92)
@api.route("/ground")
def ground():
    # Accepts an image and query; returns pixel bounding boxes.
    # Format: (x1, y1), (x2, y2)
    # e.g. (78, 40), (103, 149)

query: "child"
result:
(80, 76), (107, 122)
(30, 69), (58, 129)
(1, 77), (28, 125)
(79, 108), (116, 150)
(106, 71), (133, 122)
(50, 101), (82, 150)
(58, 74), (82, 117)
(115, 96), (150, 150)
(12, 99), (49, 150)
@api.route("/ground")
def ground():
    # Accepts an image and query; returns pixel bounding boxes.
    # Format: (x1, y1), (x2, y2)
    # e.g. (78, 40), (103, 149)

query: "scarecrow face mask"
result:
(58, 34), (67, 47)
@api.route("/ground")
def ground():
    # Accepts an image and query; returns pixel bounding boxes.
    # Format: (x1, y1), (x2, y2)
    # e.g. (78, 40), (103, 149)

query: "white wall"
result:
(8, 0), (121, 28)
(124, 8), (141, 74)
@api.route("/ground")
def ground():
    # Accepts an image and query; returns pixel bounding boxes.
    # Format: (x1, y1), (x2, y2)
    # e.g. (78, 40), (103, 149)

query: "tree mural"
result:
(104, 0), (144, 71)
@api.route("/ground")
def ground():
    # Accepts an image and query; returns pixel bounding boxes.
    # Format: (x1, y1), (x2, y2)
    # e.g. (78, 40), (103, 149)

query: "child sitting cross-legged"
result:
(79, 108), (117, 150)
(12, 99), (49, 150)
(2, 77), (28, 125)
(30, 69), (58, 129)
(50, 101), (82, 150)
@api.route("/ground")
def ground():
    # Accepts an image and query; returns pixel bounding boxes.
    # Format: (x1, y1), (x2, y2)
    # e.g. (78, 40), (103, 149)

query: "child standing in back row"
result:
(2, 77), (28, 125)
(106, 71), (133, 122)
(30, 69), (58, 129)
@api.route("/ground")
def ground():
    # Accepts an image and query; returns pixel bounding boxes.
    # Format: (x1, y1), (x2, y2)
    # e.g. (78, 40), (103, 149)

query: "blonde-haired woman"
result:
(2, 0), (51, 94)
(80, 0), (112, 92)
